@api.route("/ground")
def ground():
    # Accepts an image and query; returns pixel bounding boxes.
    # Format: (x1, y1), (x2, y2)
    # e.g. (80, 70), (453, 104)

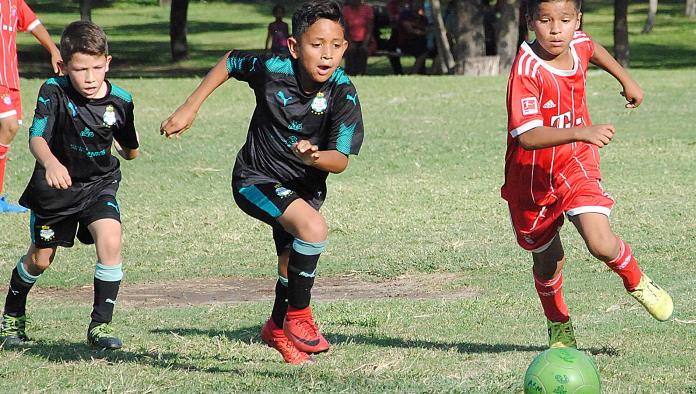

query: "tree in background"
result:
(170, 0), (189, 61)
(80, 0), (93, 21)
(614, 0), (629, 67)
(687, 0), (696, 17)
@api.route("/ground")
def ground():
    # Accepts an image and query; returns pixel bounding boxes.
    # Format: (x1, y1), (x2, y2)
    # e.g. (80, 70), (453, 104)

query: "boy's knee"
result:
(26, 252), (53, 274)
(586, 234), (619, 261)
(299, 217), (328, 243)
(0, 119), (20, 140)
(97, 234), (122, 260)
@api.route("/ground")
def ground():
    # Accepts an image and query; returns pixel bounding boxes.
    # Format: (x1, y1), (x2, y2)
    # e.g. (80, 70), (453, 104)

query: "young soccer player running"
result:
(503, 0), (673, 348)
(0, 21), (140, 349)
(160, 1), (364, 364)
(1, 0), (62, 213)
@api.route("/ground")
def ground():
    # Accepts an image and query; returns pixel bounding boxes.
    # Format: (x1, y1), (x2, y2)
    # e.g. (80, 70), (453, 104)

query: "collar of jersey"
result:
(521, 41), (579, 77)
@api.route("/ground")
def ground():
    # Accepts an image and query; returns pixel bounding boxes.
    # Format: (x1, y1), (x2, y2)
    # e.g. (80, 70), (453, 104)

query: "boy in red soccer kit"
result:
(503, 0), (673, 348)
(0, 0), (61, 212)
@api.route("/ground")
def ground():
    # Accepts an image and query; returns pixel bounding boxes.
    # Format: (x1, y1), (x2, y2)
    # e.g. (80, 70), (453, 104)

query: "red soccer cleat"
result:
(283, 306), (330, 354)
(261, 319), (314, 365)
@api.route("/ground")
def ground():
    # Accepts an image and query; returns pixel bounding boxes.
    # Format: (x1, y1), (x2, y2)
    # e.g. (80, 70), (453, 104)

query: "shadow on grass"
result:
(150, 325), (621, 357)
(3, 338), (290, 375)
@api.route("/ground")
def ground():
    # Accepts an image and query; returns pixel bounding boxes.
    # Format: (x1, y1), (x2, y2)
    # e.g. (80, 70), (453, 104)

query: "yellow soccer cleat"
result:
(628, 274), (673, 321)
(547, 319), (577, 349)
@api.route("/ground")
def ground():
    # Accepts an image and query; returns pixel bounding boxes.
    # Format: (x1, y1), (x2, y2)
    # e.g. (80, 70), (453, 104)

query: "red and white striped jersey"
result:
(1, 0), (40, 89)
(502, 31), (602, 208)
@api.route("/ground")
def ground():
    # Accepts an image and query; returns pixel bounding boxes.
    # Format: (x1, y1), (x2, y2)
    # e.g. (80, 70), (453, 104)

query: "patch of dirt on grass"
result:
(33, 273), (477, 308)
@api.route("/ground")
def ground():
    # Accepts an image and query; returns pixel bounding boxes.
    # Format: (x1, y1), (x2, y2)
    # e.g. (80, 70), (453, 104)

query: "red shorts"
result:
(508, 177), (614, 252)
(0, 86), (22, 121)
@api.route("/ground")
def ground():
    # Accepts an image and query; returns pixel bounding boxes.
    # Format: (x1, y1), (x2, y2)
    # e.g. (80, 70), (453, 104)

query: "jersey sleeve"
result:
(28, 83), (59, 143)
(327, 86), (365, 156)
(114, 101), (139, 150)
(572, 31), (595, 62)
(507, 72), (543, 138)
(226, 50), (265, 88)
(17, 0), (40, 32)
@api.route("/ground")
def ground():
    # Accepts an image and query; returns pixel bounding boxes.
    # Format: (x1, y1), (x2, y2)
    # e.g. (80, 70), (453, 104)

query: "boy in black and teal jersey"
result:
(0, 21), (139, 349)
(161, 0), (364, 364)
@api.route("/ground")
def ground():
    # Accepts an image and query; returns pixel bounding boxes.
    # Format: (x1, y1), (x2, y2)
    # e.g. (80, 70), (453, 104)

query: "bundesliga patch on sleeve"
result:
(521, 97), (539, 115)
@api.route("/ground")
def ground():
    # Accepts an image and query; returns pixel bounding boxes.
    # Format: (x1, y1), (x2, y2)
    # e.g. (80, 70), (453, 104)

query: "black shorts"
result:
(30, 194), (121, 248)
(232, 181), (324, 255)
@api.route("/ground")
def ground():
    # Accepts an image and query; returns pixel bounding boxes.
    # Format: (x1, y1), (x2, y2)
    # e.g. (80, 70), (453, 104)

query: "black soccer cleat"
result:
(87, 323), (122, 350)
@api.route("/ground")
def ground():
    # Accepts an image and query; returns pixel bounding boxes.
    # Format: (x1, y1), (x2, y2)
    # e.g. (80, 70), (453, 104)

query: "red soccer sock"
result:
(605, 239), (642, 291)
(533, 271), (570, 323)
(286, 305), (312, 320)
(0, 143), (8, 194)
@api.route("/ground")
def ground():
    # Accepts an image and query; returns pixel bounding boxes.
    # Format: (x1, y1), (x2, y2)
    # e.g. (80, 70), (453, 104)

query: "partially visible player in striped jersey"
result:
(0, 0), (62, 212)
(502, 0), (673, 349)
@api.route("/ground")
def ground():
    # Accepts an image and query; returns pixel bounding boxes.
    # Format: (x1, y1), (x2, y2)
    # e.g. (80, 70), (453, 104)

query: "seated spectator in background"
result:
(265, 4), (289, 55)
(343, 0), (374, 75)
(398, 0), (429, 74)
(384, 0), (408, 74)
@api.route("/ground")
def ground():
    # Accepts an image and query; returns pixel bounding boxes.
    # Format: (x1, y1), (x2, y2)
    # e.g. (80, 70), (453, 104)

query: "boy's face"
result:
(528, 1), (581, 58)
(62, 52), (112, 99)
(288, 18), (347, 90)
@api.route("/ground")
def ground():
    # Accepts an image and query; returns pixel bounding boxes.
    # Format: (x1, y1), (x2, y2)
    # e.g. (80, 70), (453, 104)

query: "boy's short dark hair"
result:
(273, 4), (285, 15)
(60, 21), (108, 61)
(291, 0), (345, 39)
(527, 0), (582, 18)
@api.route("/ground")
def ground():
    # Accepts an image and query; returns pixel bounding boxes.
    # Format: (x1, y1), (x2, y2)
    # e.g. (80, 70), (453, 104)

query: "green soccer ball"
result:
(524, 348), (601, 393)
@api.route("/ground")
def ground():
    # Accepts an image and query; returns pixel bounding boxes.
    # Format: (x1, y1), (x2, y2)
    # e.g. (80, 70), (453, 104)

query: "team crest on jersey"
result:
(103, 105), (117, 127)
(521, 97), (538, 115)
(39, 226), (55, 242)
(1, 95), (11, 105)
(311, 92), (327, 115)
(274, 184), (294, 198)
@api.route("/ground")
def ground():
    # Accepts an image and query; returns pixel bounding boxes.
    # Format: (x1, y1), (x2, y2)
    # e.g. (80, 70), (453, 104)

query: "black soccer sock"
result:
(3, 257), (40, 317)
(271, 276), (288, 328)
(287, 239), (326, 310)
(90, 263), (122, 330)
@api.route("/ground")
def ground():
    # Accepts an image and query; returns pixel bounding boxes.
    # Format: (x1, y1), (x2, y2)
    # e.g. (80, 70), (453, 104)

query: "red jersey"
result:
(502, 31), (602, 209)
(343, 4), (373, 42)
(1, 0), (40, 89)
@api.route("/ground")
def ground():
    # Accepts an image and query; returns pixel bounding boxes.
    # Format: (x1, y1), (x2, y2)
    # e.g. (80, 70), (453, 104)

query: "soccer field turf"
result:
(0, 69), (694, 392)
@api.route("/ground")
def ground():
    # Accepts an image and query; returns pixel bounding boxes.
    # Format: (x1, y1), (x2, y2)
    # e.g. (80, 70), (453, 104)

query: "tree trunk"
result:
(614, 0), (630, 67)
(455, 0), (486, 74)
(687, 0), (696, 17)
(170, 0), (189, 61)
(497, 0), (520, 73)
(431, 0), (456, 74)
(642, 0), (657, 34)
(79, 0), (93, 22)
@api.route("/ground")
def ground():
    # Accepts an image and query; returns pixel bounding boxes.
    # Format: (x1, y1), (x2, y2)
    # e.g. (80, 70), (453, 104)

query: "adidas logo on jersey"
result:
(543, 99), (557, 109)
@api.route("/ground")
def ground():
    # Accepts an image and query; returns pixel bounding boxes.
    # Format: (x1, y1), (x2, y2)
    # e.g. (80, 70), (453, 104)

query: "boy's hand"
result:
(160, 106), (197, 138)
(621, 80), (644, 108)
(45, 159), (72, 189)
(292, 140), (320, 165)
(576, 124), (616, 148)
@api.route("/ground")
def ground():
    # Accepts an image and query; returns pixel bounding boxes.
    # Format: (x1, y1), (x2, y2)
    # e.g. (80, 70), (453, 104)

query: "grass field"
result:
(1, 0), (695, 392)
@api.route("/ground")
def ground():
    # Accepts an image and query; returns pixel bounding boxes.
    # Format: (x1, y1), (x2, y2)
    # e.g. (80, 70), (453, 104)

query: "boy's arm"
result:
(293, 140), (349, 174)
(590, 43), (643, 108)
(29, 137), (71, 189)
(518, 124), (616, 150)
(160, 53), (231, 138)
(114, 131), (140, 160)
(30, 24), (62, 75)
(265, 29), (272, 50)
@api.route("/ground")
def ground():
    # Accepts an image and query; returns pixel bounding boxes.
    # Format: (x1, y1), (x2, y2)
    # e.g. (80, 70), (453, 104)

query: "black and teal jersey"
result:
(20, 76), (138, 217)
(227, 50), (364, 192)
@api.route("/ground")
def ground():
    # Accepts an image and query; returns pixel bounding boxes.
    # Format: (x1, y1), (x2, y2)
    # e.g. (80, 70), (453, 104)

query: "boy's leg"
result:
(570, 212), (673, 321)
(1, 245), (56, 344)
(532, 235), (577, 348)
(271, 248), (291, 328)
(0, 113), (26, 213)
(80, 195), (124, 349)
(277, 198), (330, 354)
